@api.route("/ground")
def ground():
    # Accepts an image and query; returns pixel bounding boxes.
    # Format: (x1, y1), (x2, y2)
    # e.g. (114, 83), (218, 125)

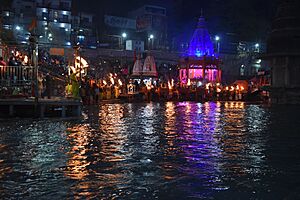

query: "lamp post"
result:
(121, 32), (127, 50)
(148, 34), (154, 50)
(215, 35), (220, 54)
(255, 43), (260, 52)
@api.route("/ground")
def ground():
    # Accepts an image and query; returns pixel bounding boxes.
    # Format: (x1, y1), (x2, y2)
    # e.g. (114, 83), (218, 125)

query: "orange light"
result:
(206, 83), (210, 90)
(24, 55), (28, 64)
(187, 79), (191, 86)
(118, 79), (122, 86)
(110, 77), (115, 85)
(168, 81), (172, 90)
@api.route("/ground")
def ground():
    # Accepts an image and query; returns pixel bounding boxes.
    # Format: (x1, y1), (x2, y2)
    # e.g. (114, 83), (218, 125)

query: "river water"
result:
(0, 102), (300, 199)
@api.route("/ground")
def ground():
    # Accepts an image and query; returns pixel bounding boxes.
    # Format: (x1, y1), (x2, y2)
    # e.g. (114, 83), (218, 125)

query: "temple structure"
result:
(265, 0), (300, 104)
(179, 16), (221, 86)
(131, 55), (158, 78)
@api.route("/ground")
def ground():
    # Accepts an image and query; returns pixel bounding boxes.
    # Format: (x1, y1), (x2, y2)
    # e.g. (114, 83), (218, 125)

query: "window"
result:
(54, 11), (58, 18)
(42, 12), (48, 19)
(62, 14), (68, 21)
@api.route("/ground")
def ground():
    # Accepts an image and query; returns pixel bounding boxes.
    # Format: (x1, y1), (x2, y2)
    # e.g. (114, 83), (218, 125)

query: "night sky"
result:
(75, 0), (280, 42)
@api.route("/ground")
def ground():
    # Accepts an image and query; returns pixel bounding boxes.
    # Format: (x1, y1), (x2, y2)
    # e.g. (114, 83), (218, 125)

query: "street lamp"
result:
(148, 34), (154, 50)
(215, 35), (220, 54)
(15, 25), (21, 30)
(255, 43), (260, 52)
(120, 32), (127, 50)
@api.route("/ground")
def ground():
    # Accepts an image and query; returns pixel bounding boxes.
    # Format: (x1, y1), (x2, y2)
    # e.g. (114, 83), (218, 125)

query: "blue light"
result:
(187, 17), (215, 57)
(195, 50), (201, 57)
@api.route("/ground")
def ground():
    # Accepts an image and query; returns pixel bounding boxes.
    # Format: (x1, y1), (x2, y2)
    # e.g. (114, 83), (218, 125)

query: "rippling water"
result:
(1, 102), (300, 199)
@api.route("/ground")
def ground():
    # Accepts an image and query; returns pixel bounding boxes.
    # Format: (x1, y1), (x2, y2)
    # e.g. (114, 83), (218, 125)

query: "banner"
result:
(104, 15), (136, 30)
(49, 48), (64, 56)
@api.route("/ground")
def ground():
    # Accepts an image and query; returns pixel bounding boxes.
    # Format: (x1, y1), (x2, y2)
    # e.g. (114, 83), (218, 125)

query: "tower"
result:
(179, 16), (221, 85)
(188, 16), (215, 57)
(266, 0), (300, 103)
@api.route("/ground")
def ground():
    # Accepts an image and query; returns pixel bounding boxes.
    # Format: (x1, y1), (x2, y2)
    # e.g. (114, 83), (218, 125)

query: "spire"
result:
(197, 8), (206, 28)
(188, 14), (214, 57)
(197, 16), (206, 28)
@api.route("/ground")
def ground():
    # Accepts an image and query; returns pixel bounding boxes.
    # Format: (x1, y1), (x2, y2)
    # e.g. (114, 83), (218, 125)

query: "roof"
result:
(188, 16), (215, 57)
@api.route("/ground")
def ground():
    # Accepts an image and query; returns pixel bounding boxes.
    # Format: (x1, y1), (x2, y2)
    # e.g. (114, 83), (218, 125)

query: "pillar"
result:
(9, 105), (14, 117)
(61, 106), (66, 118)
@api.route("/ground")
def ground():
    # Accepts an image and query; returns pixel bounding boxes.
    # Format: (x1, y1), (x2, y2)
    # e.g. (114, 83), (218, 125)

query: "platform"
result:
(0, 97), (82, 118)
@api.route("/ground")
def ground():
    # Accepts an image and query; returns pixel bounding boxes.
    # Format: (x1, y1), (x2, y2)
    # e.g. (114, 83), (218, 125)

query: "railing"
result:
(0, 66), (35, 87)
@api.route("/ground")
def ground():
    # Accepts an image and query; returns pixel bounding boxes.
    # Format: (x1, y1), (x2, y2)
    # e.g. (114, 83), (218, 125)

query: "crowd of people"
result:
(63, 74), (258, 104)
(65, 73), (124, 104)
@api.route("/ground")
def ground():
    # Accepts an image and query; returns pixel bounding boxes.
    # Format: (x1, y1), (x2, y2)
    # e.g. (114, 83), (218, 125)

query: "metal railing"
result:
(0, 66), (36, 87)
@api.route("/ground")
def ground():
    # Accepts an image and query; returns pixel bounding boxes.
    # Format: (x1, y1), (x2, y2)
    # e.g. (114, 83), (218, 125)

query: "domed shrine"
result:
(179, 16), (221, 86)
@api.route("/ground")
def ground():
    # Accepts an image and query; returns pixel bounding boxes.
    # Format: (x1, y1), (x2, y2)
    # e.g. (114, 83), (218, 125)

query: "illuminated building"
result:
(179, 16), (221, 85)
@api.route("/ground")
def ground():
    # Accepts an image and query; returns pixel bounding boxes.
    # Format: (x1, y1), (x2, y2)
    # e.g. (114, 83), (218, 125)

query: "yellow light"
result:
(103, 80), (107, 85)
(217, 88), (221, 93)
(69, 65), (76, 74)
(74, 56), (89, 76)
(118, 79), (122, 86)
(241, 86), (245, 91)
(110, 77), (115, 85)
(75, 56), (88, 68)
(187, 79), (191, 86)
(230, 86), (234, 91)
(206, 83), (210, 90)
(216, 83), (220, 86)
(226, 86), (229, 91)
(171, 79), (174, 87)
(146, 82), (152, 90)
(24, 55), (28, 64)
(168, 81), (172, 90)
(236, 85), (240, 90)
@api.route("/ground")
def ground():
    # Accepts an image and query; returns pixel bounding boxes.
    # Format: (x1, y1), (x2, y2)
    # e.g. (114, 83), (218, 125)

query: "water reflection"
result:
(0, 102), (300, 199)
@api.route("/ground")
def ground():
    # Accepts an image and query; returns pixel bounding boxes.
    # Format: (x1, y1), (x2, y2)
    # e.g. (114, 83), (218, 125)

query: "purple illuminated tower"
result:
(179, 16), (221, 85)
(188, 16), (215, 57)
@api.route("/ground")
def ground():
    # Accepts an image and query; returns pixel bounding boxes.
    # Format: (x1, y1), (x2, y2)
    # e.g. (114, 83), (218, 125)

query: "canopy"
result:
(142, 56), (158, 77)
(131, 58), (143, 76)
(131, 56), (158, 77)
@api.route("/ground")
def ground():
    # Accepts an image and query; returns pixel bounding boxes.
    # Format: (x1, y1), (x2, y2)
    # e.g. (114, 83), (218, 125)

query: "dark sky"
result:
(75, 0), (279, 41)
